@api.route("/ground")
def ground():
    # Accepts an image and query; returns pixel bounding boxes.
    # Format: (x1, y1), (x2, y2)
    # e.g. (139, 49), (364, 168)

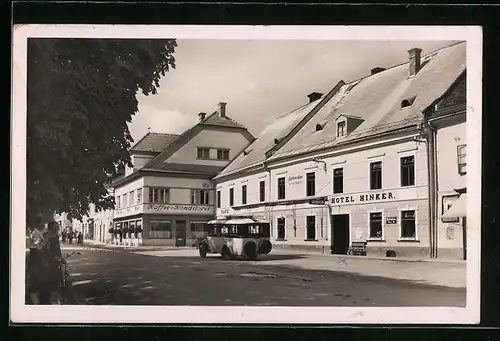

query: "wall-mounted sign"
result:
(386, 217), (397, 224)
(219, 208), (233, 216)
(446, 226), (455, 240)
(329, 191), (397, 206)
(146, 203), (212, 214)
(309, 197), (327, 205)
(288, 175), (304, 186)
(115, 205), (142, 218)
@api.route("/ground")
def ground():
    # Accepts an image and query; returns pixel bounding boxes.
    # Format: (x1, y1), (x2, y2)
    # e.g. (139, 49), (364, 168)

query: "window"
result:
(137, 188), (142, 204)
(129, 191), (134, 206)
(306, 172), (316, 196)
(192, 189), (210, 205)
(149, 188), (169, 203)
(259, 181), (266, 202)
(401, 156), (415, 187)
(306, 216), (316, 240)
(369, 212), (383, 239)
(123, 193), (128, 207)
(148, 221), (172, 239)
(457, 144), (466, 175)
(277, 217), (286, 240)
(197, 147), (210, 159)
(333, 168), (344, 194)
(337, 121), (346, 137)
(442, 195), (460, 223)
(116, 196), (121, 209)
(229, 188), (234, 206)
(277, 177), (286, 200)
(216, 190), (221, 208)
(401, 210), (416, 239)
(241, 185), (247, 205)
(190, 222), (208, 238)
(217, 149), (230, 160)
(370, 161), (382, 190)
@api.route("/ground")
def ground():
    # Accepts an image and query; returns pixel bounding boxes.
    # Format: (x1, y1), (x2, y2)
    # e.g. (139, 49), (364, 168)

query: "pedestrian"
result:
(27, 219), (63, 304)
(77, 231), (83, 245)
(68, 231), (73, 244)
(61, 230), (66, 243)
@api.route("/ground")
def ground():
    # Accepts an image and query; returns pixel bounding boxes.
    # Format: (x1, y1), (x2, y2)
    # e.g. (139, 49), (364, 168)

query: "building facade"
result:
(112, 103), (254, 246)
(426, 72), (467, 259)
(214, 42), (466, 259)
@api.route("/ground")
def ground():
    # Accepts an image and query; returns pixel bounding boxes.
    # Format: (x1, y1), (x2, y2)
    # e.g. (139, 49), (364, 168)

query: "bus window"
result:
(261, 223), (271, 238)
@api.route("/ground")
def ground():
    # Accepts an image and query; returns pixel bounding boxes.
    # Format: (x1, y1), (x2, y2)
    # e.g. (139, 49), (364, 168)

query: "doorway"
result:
(175, 220), (187, 247)
(331, 214), (350, 254)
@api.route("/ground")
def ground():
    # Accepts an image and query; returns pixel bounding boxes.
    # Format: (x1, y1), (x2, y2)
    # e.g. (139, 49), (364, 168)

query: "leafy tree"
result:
(26, 38), (177, 229)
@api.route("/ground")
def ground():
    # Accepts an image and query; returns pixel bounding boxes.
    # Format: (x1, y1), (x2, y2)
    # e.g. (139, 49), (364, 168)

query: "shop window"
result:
(370, 161), (382, 190)
(277, 217), (286, 240)
(229, 188), (234, 207)
(148, 221), (172, 239)
(306, 172), (316, 197)
(217, 149), (230, 160)
(197, 147), (210, 159)
(216, 190), (221, 208)
(401, 156), (415, 187)
(149, 188), (170, 203)
(401, 210), (416, 239)
(190, 221), (208, 239)
(192, 189), (210, 205)
(457, 144), (466, 175)
(306, 215), (316, 240)
(333, 167), (344, 194)
(259, 181), (266, 202)
(369, 212), (383, 239)
(277, 177), (286, 200)
(241, 184), (247, 205)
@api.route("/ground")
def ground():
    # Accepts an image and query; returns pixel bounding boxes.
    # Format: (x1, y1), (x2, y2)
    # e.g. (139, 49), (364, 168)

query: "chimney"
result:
(408, 48), (422, 77)
(198, 112), (206, 121)
(371, 67), (386, 75)
(218, 102), (227, 118)
(307, 92), (323, 103)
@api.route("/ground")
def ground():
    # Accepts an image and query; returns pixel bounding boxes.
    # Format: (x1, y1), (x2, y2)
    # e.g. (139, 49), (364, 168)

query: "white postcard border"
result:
(11, 24), (482, 324)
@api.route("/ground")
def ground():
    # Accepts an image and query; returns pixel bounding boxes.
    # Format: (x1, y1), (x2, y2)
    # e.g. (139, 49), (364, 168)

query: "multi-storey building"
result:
(214, 42), (466, 258)
(112, 103), (254, 246)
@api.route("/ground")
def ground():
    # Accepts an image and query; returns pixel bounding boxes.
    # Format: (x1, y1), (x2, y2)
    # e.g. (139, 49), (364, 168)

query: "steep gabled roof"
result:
(141, 111), (254, 175)
(214, 80), (346, 179)
(130, 132), (180, 154)
(267, 41), (466, 161)
(201, 111), (247, 129)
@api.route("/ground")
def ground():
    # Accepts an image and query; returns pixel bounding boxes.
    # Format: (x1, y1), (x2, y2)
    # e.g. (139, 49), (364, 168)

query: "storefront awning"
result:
(207, 217), (270, 225)
(441, 194), (467, 219)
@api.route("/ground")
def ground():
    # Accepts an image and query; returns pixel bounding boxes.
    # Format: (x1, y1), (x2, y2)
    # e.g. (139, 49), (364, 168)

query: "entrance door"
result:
(331, 214), (350, 254)
(175, 220), (187, 246)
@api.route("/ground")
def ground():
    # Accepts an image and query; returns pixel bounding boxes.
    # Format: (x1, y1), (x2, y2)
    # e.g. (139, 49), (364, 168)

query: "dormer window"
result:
(401, 96), (417, 108)
(337, 121), (346, 137)
(274, 138), (279, 145)
(315, 123), (324, 132)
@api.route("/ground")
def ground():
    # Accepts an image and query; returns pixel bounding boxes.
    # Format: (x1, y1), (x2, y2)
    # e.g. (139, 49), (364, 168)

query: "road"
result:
(62, 246), (466, 306)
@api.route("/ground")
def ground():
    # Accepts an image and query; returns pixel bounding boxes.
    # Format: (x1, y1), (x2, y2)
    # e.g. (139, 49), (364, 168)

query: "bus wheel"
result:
(199, 244), (207, 258)
(244, 241), (258, 261)
(259, 240), (272, 255)
(221, 247), (232, 260)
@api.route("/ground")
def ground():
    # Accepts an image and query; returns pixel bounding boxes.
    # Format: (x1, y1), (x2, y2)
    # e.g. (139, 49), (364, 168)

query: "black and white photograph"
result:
(11, 25), (482, 324)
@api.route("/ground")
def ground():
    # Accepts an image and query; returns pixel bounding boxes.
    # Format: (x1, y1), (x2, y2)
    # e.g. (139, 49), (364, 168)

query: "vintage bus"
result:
(198, 216), (272, 261)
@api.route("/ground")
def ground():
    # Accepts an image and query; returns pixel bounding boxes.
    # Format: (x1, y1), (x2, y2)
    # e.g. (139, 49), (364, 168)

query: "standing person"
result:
(27, 219), (63, 304)
(68, 231), (73, 244)
(61, 230), (66, 244)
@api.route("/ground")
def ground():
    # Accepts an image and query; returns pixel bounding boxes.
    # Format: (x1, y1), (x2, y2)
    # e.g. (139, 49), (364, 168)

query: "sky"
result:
(128, 39), (459, 143)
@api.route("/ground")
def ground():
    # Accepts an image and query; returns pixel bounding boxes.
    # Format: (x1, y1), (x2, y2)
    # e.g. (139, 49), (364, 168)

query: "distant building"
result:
(112, 103), (254, 246)
(214, 42), (466, 259)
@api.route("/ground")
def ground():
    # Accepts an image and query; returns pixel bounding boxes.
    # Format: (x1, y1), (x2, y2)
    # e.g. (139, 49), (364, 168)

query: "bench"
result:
(347, 241), (367, 256)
